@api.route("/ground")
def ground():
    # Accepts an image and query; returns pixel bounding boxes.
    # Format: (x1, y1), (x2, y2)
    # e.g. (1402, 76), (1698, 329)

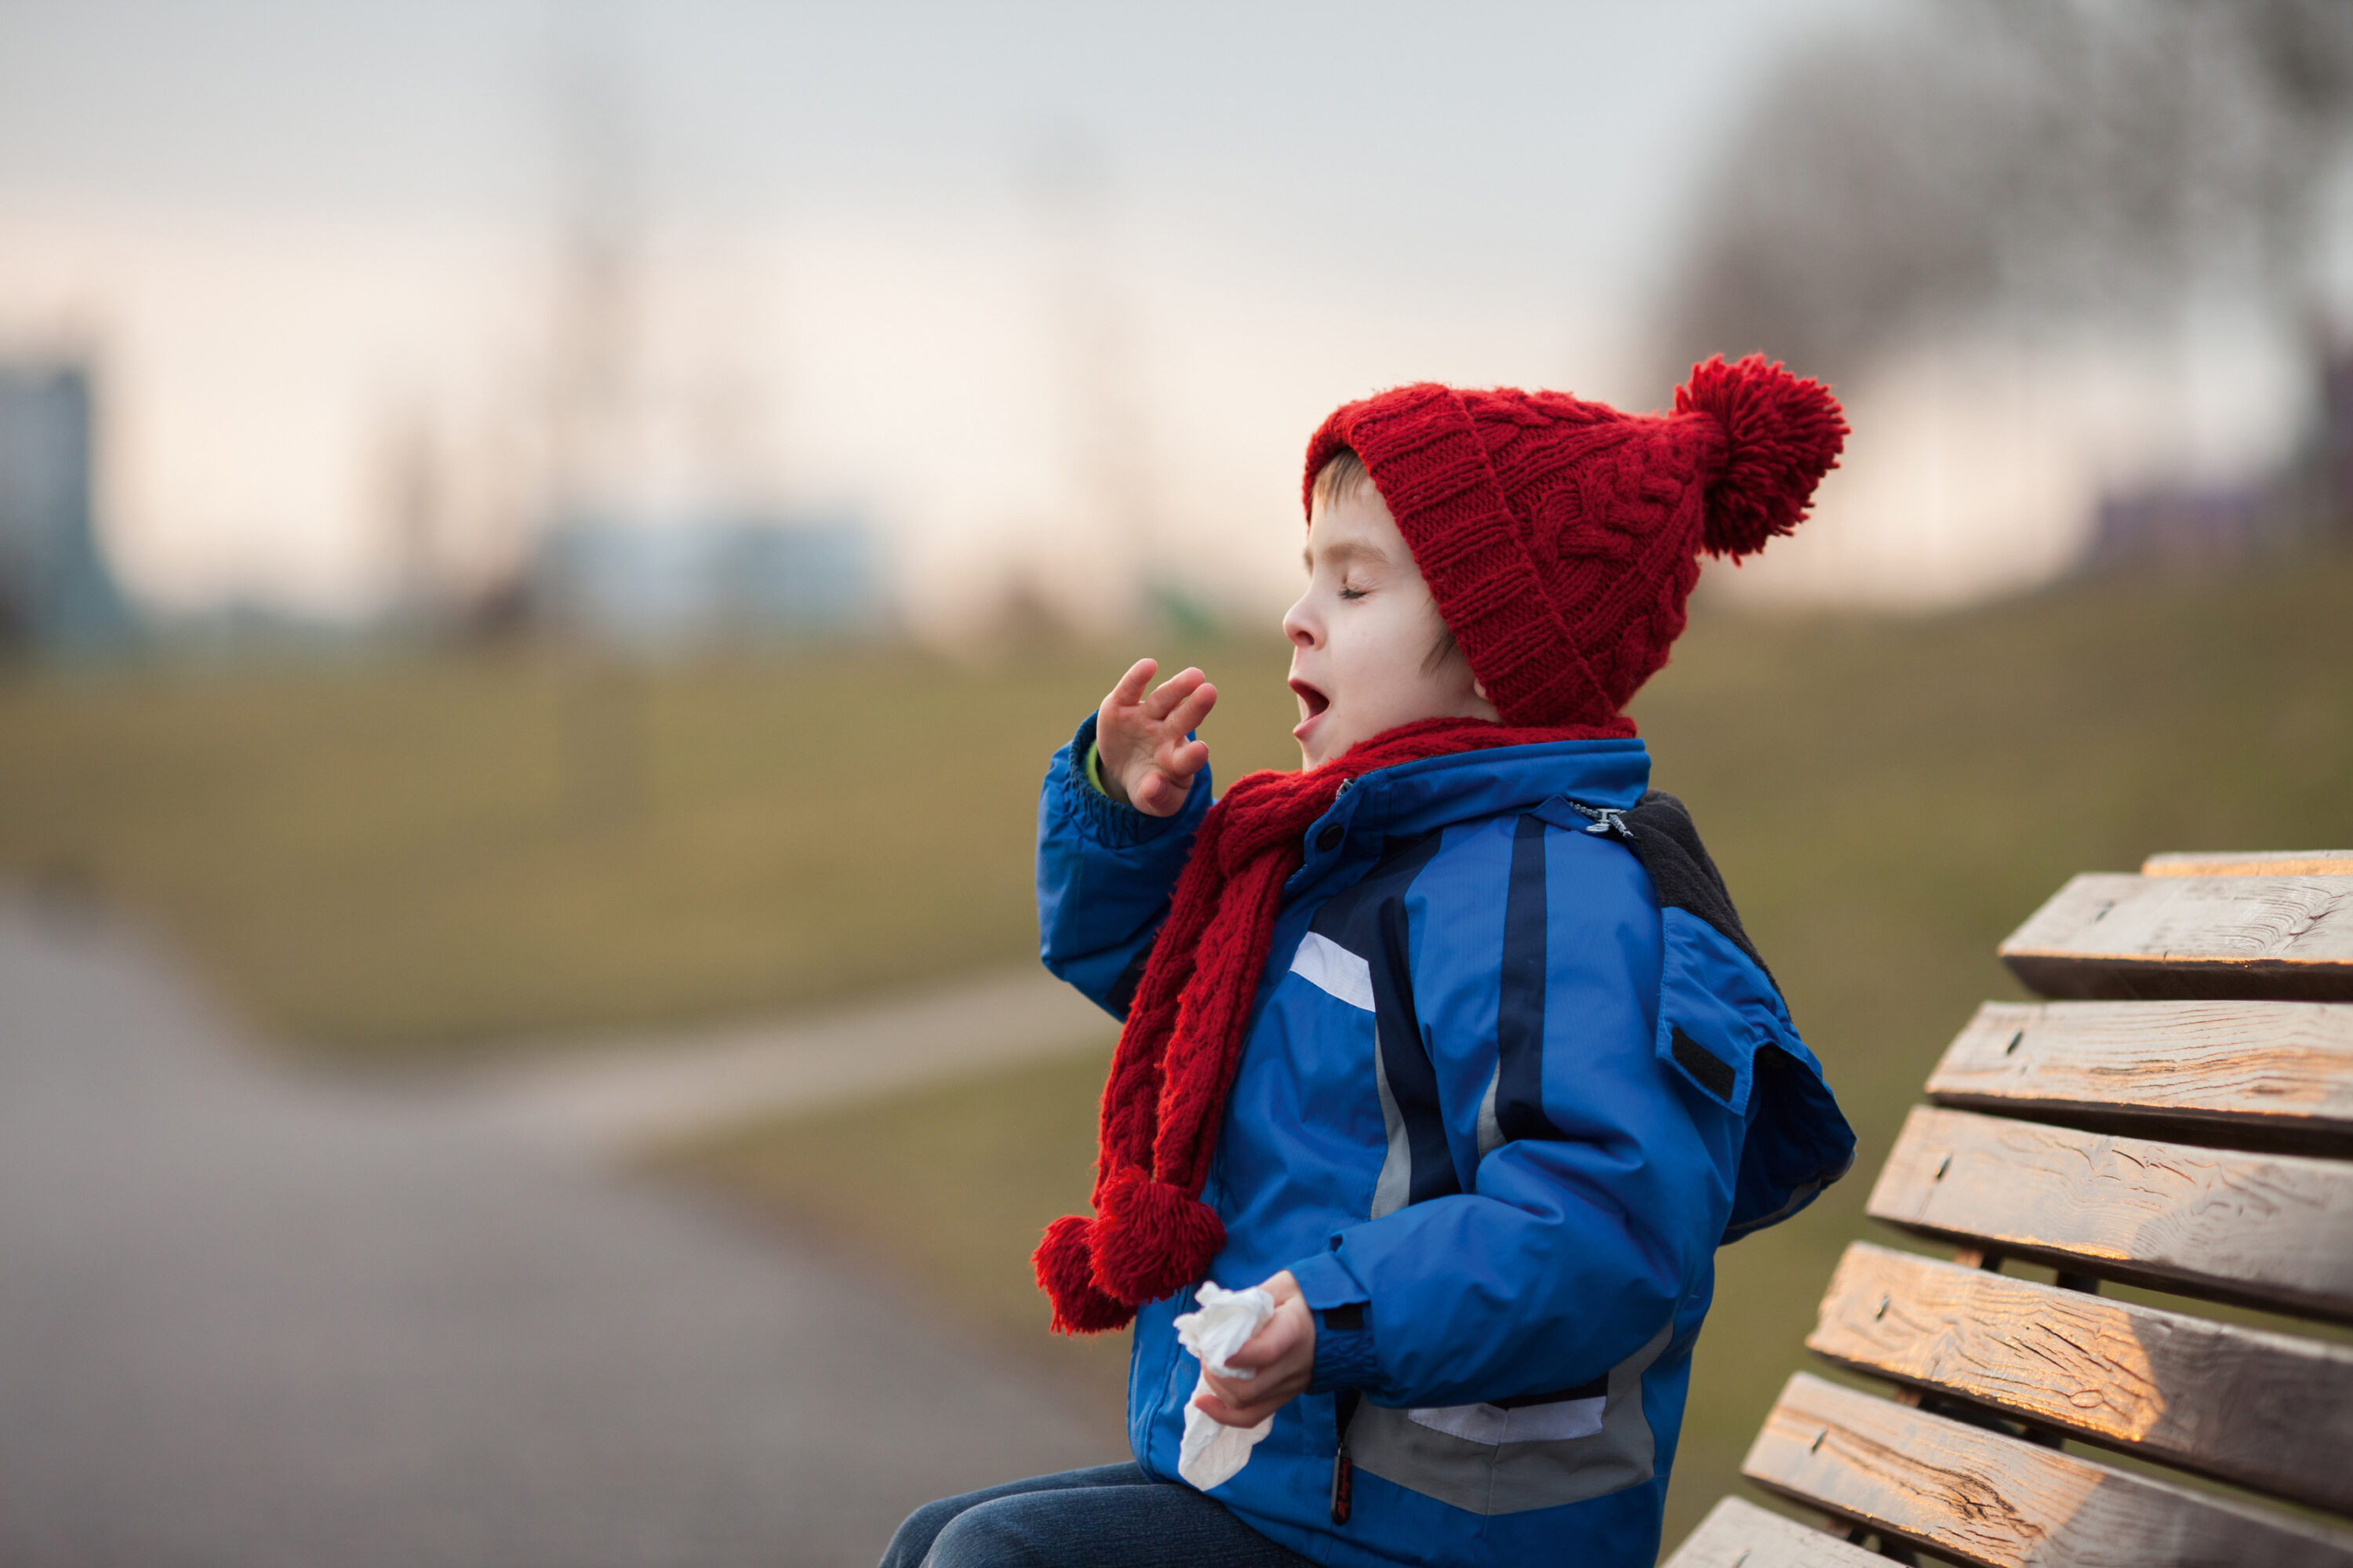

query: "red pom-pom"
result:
(1674, 355), (1847, 558)
(1089, 1167), (1225, 1307)
(1033, 1214), (1135, 1335)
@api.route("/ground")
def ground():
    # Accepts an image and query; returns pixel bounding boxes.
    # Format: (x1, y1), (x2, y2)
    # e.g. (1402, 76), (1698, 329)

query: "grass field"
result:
(0, 641), (1304, 1061)
(657, 558), (2353, 1552)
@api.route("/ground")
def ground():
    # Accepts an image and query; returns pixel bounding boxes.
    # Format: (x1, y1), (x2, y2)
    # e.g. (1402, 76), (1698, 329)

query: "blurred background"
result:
(2, 1), (2349, 1563)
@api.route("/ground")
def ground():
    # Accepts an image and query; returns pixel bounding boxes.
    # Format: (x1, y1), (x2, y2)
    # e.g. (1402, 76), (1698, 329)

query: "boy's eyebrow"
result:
(1304, 538), (1393, 572)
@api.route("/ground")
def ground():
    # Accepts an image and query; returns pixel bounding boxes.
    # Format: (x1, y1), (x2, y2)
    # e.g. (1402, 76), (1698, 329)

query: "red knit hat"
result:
(1302, 356), (1847, 727)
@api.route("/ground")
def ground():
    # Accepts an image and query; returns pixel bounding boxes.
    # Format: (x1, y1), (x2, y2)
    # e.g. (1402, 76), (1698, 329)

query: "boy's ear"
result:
(1472, 679), (1488, 701)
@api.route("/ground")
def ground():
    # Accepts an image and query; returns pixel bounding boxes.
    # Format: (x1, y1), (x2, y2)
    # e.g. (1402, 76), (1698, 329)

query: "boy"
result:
(884, 359), (1857, 1568)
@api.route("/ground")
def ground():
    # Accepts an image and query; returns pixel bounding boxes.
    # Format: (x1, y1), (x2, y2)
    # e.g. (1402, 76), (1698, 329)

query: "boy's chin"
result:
(1293, 711), (1336, 770)
(1297, 712), (1362, 770)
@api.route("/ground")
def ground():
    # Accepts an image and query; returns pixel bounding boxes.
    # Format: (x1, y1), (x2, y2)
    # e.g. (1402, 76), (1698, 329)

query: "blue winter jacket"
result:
(1035, 716), (1854, 1568)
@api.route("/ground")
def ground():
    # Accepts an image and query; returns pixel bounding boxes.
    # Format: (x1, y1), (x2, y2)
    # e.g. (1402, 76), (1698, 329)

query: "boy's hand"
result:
(1195, 1270), (1315, 1429)
(1096, 657), (1217, 817)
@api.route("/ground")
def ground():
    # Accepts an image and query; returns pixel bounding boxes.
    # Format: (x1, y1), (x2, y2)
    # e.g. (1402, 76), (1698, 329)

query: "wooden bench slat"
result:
(1865, 1106), (2353, 1322)
(1808, 1242), (2353, 1515)
(1743, 1373), (2353, 1568)
(2145, 852), (2353, 879)
(1661, 1497), (1889, 1568)
(1999, 873), (2353, 1002)
(1926, 999), (2353, 1155)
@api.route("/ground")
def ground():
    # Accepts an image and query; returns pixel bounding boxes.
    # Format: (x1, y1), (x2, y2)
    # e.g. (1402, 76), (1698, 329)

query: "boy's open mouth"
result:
(1289, 678), (1329, 740)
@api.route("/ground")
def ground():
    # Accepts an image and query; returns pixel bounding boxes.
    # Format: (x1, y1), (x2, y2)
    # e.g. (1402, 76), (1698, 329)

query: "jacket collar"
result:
(1289, 737), (1650, 892)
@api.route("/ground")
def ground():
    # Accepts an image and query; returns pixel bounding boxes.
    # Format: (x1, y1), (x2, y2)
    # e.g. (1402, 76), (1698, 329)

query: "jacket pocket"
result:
(1403, 1370), (1609, 1444)
(1651, 906), (1790, 1118)
(1652, 906), (1857, 1242)
(1345, 1325), (1671, 1516)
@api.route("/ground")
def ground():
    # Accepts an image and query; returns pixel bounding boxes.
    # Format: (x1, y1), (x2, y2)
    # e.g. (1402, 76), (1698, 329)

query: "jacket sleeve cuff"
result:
(1056, 712), (1199, 849)
(1292, 1248), (1377, 1394)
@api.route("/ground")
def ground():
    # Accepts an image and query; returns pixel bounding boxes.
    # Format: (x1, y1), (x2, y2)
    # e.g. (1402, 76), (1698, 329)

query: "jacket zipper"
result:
(1330, 1388), (1361, 1524)
(1564, 799), (1635, 841)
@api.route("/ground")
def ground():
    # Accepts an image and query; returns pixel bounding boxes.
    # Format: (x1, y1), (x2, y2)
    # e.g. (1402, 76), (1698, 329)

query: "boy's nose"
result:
(1282, 598), (1317, 648)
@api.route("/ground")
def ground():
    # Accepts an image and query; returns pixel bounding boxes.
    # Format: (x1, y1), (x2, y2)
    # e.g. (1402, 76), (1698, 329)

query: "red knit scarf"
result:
(1033, 712), (1635, 1333)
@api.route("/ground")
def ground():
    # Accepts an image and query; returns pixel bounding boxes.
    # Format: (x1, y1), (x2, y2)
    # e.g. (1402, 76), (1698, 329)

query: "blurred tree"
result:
(1658, 0), (2353, 383)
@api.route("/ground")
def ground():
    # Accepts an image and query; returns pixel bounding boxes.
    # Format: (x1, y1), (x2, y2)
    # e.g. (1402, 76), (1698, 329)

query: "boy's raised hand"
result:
(1096, 658), (1217, 817)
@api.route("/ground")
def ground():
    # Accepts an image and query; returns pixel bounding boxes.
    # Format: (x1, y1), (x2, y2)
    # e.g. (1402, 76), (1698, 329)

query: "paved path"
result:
(0, 900), (1119, 1568)
(466, 968), (1115, 1151)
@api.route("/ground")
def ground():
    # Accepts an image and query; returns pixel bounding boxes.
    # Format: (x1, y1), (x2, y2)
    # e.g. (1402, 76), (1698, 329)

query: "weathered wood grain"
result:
(2145, 852), (2353, 879)
(1743, 1373), (2353, 1567)
(1866, 1106), (2353, 1322)
(1999, 874), (2353, 1002)
(1808, 1242), (2353, 1514)
(1926, 999), (2353, 1155)
(1660, 1497), (1889, 1568)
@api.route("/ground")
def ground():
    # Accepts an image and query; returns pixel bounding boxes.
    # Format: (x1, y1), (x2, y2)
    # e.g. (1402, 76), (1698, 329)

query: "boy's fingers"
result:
(1142, 667), (1205, 722)
(1158, 738), (1209, 780)
(1166, 681), (1217, 734)
(1221, 1341), (1274, 1372)
(1191, 1392), (1249, 1428)
(1224, 1315), (1299, 1371)
(1131, 773), (1183, 817)
(1194, 1388), (1282, 1429)
(1109, 657), (1158, 708)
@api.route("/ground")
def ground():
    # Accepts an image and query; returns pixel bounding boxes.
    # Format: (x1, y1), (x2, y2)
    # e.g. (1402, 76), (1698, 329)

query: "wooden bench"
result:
(1664, 850), (2353, 1568)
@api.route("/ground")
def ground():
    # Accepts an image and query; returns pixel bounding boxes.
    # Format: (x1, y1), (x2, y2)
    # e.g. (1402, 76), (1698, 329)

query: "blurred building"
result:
(0, 361), (134, 653)
(2081, 483), (2281, 575)
(529, 511), (884, 650)
(2309, 347), (2353, 538)
(2082, 342), (2353, 577)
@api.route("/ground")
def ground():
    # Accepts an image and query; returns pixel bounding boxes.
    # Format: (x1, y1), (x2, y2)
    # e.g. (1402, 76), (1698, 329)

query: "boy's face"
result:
(1284, 481), (1493, 769)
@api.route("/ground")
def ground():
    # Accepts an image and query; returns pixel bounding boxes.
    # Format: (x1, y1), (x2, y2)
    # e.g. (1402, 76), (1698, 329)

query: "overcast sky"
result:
(9, 1), (1969, 622)
(0, 0), (1884, 315)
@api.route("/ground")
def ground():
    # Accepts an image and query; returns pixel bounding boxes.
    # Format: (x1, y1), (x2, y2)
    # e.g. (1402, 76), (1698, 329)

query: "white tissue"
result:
(1173, 1282), (1278, 1491)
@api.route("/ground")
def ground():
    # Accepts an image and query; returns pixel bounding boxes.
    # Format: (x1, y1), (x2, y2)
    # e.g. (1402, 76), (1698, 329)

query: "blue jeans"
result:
(879, 1463), (1313, 1568)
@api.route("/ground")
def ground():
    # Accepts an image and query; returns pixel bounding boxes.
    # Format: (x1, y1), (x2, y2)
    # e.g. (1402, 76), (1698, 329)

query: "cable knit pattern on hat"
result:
(1304, 356), (1846, 727)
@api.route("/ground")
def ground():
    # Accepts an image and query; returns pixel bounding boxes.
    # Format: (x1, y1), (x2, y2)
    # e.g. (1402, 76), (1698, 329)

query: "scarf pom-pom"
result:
(1090, 1167), (1226, 1305)
(1034, 1214), (1134, 1335)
